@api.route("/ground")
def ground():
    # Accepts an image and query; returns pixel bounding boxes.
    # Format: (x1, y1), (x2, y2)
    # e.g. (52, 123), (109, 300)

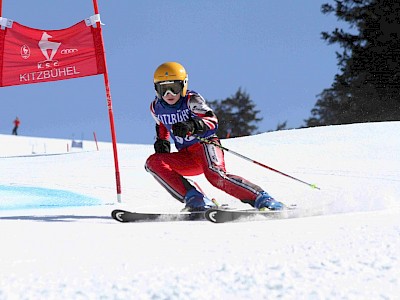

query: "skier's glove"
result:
(172, 118), (207, 138)
(172, 120), (195, 138)
(154, 139), (170, 153)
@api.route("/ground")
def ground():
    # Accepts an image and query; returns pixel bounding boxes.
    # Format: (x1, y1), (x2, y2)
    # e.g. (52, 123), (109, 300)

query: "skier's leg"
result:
(145, 151), (203, 202)
(195, 139), (283, 209)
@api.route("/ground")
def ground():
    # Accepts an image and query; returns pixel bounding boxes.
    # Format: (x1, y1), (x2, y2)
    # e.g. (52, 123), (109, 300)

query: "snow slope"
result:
(0, 122), (399, 299)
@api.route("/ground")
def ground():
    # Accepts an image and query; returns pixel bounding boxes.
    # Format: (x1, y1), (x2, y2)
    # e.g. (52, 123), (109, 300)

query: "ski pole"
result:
(195, 135), (320, 190)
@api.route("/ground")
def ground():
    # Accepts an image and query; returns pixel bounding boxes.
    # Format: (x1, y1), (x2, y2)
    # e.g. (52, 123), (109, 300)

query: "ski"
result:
(112, 205), (296, 223)
(205, 206), (296, 223)
(111, 209), (205, 223)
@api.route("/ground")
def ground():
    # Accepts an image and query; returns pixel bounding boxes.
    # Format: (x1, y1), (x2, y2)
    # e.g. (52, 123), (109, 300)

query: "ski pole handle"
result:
(195, 135), (320, 190)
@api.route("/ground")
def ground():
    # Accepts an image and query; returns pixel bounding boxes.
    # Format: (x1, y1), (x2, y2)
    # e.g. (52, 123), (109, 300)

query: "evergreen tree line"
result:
(209, 0), (400, 138)
(306, 0), (400, 126)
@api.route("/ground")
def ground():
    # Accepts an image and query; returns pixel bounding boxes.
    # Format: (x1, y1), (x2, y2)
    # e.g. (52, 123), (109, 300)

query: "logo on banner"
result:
(61, 48), (78, 54)
(38, 32), (61, 69)
(17, 31), (81, 83)
(34, 32), (79, 69)
(20, 44), (30, 59)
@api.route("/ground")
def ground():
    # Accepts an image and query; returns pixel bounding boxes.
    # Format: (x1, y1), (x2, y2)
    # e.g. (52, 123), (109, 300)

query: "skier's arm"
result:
(188, 93), (218, 132)
(172, 93), (218, 138)
(154, 124), (171, 153)
(150, 101), (171, 153)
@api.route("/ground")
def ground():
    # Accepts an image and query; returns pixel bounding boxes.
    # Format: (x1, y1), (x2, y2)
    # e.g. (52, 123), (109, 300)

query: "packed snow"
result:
(0, 121), (399, 299)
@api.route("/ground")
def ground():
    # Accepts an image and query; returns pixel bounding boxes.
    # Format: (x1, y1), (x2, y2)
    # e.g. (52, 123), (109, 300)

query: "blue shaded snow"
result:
(0, 185), (103, 210)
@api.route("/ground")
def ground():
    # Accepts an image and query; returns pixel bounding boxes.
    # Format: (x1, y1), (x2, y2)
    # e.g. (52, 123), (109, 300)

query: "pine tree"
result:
(305, 0), (400, 126)
(208, 88), (262, 138)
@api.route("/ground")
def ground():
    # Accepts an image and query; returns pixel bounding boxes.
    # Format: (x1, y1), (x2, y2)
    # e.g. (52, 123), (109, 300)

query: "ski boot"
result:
(255, 192), (284, 211)
(182, 189), (216, 212)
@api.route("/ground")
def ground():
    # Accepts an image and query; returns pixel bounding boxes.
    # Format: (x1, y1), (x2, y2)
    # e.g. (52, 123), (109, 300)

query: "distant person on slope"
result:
(12, 117), (20, 135)
(145, 62), (284, 212)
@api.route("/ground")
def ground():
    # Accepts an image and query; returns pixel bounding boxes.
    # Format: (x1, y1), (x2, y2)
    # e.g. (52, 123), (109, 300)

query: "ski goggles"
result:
(154, 80), (184, 97)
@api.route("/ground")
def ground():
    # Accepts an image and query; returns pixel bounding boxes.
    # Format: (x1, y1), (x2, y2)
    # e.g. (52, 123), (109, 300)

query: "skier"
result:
(12, 117), (20, 135)
(145, 62), (284, 212)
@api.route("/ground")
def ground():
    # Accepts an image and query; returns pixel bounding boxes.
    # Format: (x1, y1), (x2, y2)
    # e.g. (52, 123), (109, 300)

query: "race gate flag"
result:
(0, 16), (105, 87)
(0, 5), (122, 202)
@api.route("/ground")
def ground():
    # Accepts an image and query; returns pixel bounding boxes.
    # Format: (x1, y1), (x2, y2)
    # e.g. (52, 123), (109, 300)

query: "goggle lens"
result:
(155, 81), (183, 97)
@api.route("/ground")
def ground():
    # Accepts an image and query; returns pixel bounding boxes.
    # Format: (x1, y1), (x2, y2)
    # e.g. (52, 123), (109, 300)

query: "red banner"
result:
(0, 19), (105, 87)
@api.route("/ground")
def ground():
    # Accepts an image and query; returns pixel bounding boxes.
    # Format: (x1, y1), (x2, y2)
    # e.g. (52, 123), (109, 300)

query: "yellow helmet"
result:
(153, 62), (189, 97)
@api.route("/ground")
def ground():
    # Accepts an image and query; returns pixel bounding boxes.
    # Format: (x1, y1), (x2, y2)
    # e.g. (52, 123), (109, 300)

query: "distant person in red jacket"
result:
(12, 117), (20, 135)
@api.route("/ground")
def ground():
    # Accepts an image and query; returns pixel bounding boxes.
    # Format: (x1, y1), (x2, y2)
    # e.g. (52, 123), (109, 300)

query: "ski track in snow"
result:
(1, 122), (400, 299)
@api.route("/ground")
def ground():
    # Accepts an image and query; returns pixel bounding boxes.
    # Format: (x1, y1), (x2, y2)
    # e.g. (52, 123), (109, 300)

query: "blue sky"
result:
(1, 0), (342, 144)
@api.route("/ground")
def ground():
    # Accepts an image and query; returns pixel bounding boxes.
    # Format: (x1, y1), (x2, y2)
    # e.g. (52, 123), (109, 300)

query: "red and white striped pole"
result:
(92, 0), (122, 202)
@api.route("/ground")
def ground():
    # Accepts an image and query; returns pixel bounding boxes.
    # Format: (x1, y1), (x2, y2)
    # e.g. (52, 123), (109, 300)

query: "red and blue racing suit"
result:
(145, 90), (263, 204)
